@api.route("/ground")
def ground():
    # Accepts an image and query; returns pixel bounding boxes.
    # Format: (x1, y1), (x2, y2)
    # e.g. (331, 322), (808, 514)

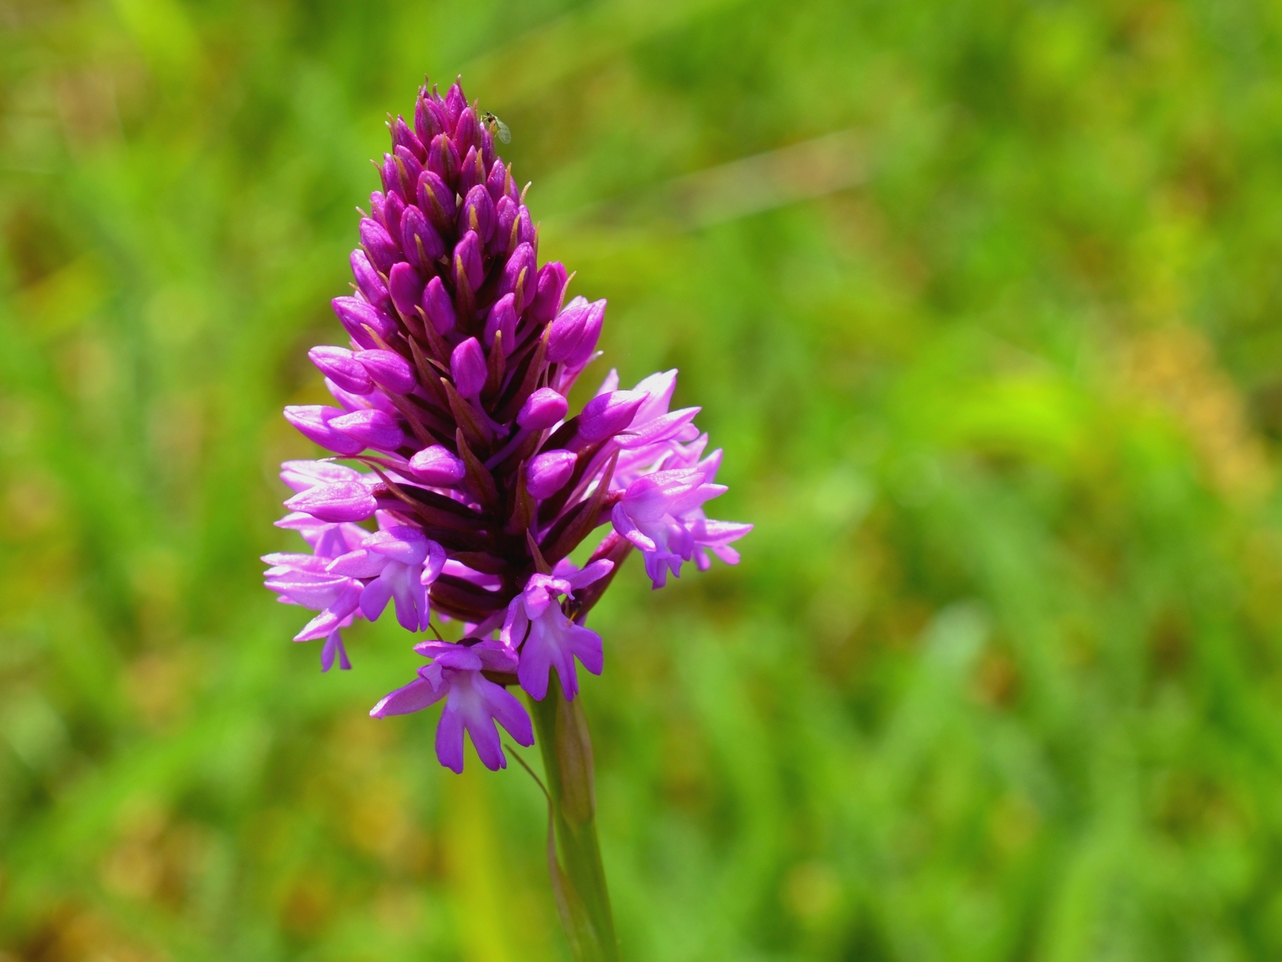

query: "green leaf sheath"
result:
(531, 675), (620, 962)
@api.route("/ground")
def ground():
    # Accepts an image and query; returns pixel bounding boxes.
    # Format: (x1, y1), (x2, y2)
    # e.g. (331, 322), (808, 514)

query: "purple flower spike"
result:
(451, 337), (487, 399)
(518, 388), (568, 431)
(267, 77), (747, 773)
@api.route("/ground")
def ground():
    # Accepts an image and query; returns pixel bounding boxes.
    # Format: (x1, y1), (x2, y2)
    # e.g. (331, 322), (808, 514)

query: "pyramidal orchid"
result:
(264, 77), (749, 959)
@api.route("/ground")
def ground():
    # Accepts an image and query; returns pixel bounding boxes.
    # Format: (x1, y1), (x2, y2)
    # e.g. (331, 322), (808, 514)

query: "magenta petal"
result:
(568, 623), (604, 676)
(487, 682), (534, 746)
(372, 676), (445, 719)
(466, 712), (505, 771)
(359, 575), (393, 621)
(435, 698), (466, 773)
(517, 633), (554, 700)
(285, 482), (378, 523)
(355, 349), (417, 394)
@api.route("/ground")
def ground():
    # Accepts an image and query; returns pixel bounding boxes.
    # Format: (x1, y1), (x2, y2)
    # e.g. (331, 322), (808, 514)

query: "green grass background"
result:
(4, 0), (1282, 958)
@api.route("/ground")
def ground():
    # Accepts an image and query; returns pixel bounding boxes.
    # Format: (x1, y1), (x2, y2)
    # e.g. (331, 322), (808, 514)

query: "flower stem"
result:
(530, 674), (620, 962)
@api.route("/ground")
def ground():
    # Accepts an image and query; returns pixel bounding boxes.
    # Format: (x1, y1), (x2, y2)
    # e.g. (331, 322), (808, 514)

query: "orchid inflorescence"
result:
(263, 78), (750, 773)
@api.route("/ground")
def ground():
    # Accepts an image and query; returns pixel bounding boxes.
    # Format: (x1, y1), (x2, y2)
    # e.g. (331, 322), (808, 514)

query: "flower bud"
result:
(394, 145), (424, 199)
(415, 94), (447, 145)
(493, 196), (518, 257)
(500, 242), (536, 314)
(547, 296), (590, 362)
(450, 337), (487, 399)
(458, 146), (487, 195)
(326, 378), (391, 414)
(421, 276), (456, 335)
(328, 408), (405, 451)
(390, 116), (424, 160)
(409, 444), (467, 485)
(564, 299), (606, 370)
(284, 405), (366, 456)
(400, 204), (444, 274)
(578, 390), (647, 443)
(360, 217), (400, 275)
(285, 480), (378, 523)
(416, 170), (457, 232)
(483, 293), (517, 352)
(355, 349), (417, 394)
(332, 296), (396, 350)
(513, 206), (536, 251)
(381, 189), (406, 238)
(528, 262), (569, 324)
(378, 153), (400, 199)
(350, 250), (390, 311)
(387, 262), (424, 322)
(310, 346), (373, 395)
(526, 450), (577, 499)
(486, 159), (512, 203)
(452, 231), (485, 295)
(517, 388), (568, 430)
(454, 107), (480, 157)
(458, 184), (496, 245)
(427, 133), (460, 183)
(444, 82), (466, 127)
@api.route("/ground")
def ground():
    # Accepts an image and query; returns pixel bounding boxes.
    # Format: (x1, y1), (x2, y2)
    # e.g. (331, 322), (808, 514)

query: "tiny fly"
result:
(480, 110), (511, 144)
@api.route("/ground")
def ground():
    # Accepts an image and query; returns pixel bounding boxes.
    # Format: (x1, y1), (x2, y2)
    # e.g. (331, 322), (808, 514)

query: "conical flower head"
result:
(265, 77), (751, 771)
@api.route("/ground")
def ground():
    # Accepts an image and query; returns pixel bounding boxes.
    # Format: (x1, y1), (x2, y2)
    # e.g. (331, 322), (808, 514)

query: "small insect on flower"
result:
(481, 110), (511, 144)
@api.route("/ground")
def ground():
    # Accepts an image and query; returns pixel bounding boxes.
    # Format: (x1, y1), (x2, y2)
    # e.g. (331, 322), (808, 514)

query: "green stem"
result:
(530, 673), (620, 962)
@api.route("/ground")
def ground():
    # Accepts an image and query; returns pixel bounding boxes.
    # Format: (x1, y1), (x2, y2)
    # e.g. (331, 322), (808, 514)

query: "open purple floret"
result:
(264, 78), (750, 771)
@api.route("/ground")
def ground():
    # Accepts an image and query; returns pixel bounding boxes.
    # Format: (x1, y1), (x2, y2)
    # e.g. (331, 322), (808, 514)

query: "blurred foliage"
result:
(3, 0), (1282, 959)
